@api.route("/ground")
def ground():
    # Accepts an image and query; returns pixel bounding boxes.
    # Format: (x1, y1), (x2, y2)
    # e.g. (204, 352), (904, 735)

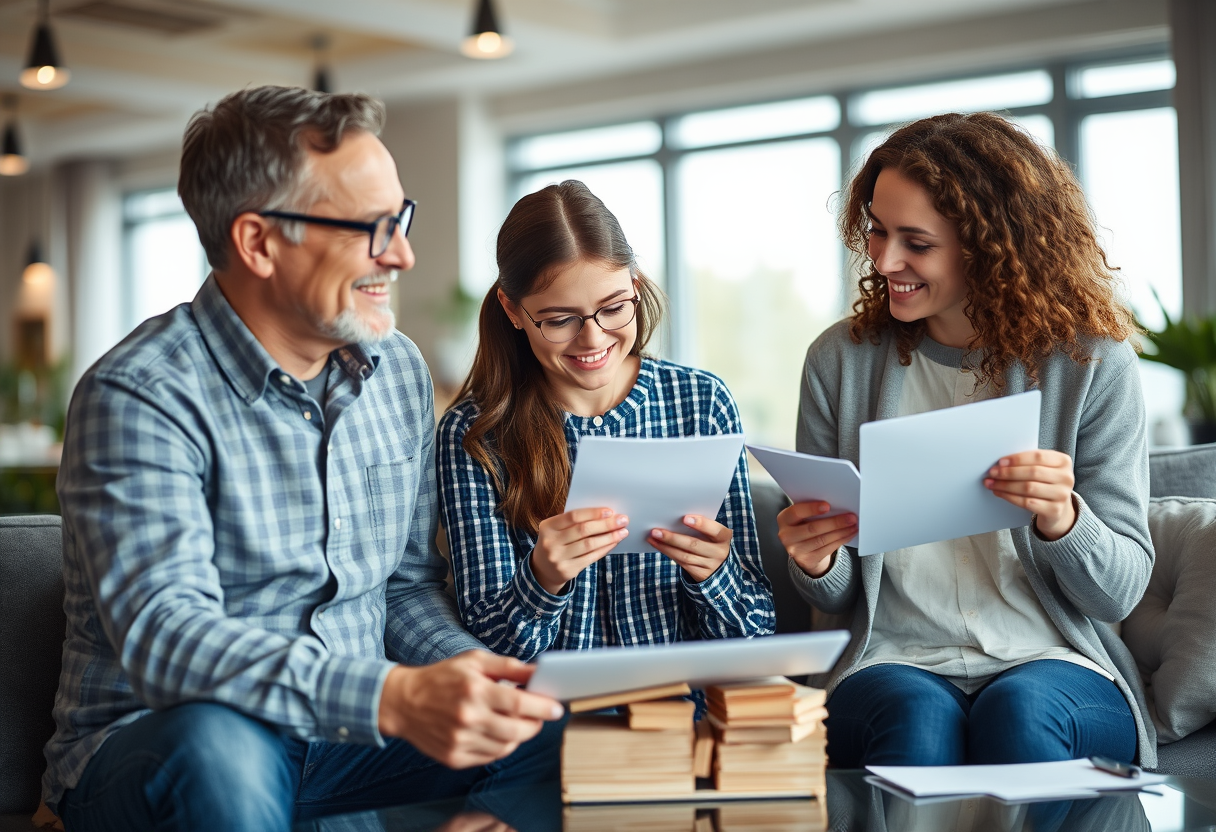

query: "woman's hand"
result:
(648, 515), (732, 583)
(777, 502), (857, 578)
(531, 507), (628, 595)
(984, 449), (1077, 541)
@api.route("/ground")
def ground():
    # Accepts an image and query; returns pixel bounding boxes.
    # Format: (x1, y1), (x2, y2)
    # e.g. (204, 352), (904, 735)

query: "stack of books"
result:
(706, 677), (828, 797)
(561, 683), (697, 803)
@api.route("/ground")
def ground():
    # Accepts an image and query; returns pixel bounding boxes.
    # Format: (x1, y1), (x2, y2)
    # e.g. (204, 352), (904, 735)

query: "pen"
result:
(1089, 756), (1141, 778)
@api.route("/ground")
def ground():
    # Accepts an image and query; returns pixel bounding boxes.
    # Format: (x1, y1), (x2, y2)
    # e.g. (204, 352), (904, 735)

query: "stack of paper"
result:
(866, 759), (1168, 803)
(707, 677), (829, 797)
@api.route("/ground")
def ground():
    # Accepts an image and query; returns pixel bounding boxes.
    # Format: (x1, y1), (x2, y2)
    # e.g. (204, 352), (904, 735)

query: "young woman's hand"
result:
(531, 507), (628, 595)
(984, 449), (1077, 541)
(777, 502), (857, 578)
(648, 515), (732, 583)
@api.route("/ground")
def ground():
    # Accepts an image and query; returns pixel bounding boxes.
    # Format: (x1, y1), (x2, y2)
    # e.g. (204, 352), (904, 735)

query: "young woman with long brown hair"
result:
(437, 180), (775, 661)
(778, 112), (1155, 771)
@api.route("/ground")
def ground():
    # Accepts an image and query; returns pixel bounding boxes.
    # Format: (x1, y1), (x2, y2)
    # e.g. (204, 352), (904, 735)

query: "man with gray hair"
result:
(43, 85), (564, 832)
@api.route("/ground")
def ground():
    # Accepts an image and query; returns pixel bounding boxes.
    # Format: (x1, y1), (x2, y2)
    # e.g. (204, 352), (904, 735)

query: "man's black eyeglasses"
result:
(259, 198), (416, 259)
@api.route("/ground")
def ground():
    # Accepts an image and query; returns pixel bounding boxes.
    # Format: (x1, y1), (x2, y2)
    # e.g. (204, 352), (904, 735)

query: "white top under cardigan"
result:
(787, 322), (1156, 766)
(856, 347), (1112, 692)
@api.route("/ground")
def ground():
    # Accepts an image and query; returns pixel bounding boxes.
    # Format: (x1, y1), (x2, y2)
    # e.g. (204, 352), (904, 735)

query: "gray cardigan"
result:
(789, 320), (1157, 767)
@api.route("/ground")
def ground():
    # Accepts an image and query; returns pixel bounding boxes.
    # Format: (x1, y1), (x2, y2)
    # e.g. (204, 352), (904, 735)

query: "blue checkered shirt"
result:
(43, 276), (482, 811)
(436, 358), (776, 662)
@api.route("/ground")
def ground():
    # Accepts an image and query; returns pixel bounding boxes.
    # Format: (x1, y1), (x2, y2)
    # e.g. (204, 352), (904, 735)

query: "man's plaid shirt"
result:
(437, 358), (776, 662)
(44, 276), (481, 811)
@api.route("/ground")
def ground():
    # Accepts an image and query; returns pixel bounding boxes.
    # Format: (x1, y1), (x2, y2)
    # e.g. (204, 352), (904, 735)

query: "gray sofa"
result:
(2, 446), (1215, 828)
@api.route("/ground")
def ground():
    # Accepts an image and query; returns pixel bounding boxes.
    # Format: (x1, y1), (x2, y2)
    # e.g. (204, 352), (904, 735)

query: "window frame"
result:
(506, 46), (1174, 364)
(120, 186), (209, 333)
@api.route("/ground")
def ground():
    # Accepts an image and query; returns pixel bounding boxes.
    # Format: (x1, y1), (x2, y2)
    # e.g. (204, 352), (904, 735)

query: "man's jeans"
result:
(825, 659), (1137, 768)
(57, 702), (563, 832)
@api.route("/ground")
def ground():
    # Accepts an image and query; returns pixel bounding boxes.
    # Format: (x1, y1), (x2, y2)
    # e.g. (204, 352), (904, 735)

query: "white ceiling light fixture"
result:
(20, 0), (71, 91)
(461, 0), (513, 60)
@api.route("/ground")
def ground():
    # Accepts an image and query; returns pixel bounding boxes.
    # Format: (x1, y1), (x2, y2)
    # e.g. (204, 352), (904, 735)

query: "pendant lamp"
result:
(20, 0), (70, 91)
(461, 0), (513, 60)
(311, 34), (332, 93)
(1, 96), (29, 177)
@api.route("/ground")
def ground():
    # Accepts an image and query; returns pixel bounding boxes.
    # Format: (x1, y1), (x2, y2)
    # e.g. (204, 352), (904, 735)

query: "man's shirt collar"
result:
(192, 274), (382, 405)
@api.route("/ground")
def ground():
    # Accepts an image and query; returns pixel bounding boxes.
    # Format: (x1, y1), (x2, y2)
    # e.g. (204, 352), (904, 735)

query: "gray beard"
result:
(319, 304), (396, 345)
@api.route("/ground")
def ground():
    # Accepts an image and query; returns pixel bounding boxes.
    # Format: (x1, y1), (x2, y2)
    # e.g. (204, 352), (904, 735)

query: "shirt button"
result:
(334, 517), (342, 530)
(279, 374), (291, 385)
(962, 556), (969, 564)
(593, 416), (604, 427)
(337, 726), (349, 740)
(606, 572), (613, 584)
(968, 609), (977, 617)
(317, 610), (325, 620)
(303, 410), (312, 421)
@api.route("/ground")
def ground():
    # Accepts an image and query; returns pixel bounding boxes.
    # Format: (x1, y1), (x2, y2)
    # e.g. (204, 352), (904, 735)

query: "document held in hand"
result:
(748, 390), (1041, 555)
(564, 434), (745, 554)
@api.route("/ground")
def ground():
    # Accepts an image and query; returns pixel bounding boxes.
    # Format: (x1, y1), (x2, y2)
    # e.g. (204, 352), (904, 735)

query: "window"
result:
(123, 189), (208, 332)
(510, 50), (1180, 448)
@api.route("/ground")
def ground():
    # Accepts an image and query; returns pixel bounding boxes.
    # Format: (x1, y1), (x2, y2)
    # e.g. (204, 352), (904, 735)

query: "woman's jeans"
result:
(825, 659), (1137, 768)
(56, 702), (563, 832)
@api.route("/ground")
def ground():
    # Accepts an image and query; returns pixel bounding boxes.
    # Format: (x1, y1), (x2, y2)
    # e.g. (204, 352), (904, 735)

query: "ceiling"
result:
(0, 0), (1112, 167)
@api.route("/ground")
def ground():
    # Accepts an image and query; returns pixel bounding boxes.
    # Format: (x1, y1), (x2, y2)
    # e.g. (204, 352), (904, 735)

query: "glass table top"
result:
(293, 770), (1216, 832)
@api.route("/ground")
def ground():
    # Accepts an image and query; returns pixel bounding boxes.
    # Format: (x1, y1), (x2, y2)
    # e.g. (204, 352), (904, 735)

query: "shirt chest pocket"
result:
(365, 451), (420, 556)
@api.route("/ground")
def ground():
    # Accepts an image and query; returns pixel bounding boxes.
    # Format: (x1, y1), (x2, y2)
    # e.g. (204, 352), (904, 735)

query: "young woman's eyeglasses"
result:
(259, 198), (416, 259)
(519, 295), (641, 343)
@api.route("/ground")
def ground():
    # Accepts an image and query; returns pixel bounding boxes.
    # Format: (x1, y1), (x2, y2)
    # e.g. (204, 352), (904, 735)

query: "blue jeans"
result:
(826, 660), (1136, 768)
(57, 702), (563, 832)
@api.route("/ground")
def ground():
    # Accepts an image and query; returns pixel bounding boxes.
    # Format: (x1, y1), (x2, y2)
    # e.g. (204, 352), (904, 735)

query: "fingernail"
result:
(984, 478), (993, 487)
(652, 529), (664, 540)
(684, 515), (697, 526)
(989, 467), (997, 476)
(616, 515), (628, 527)
(999, 458), (1011, 467)
(616, 528), (628, 537)
(550, 704), (564, 720)
(601, 509), (612, 518)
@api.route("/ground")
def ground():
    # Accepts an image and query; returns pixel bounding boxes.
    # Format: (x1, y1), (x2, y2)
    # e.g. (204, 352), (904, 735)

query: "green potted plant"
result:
(1138, 297), (1216, 445)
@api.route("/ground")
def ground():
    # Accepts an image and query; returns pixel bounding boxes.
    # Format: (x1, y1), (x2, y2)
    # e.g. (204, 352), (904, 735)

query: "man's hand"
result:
(648, 514), (732, 583)
(984, 449), (1078, 541)
(378, 651), (564, 769)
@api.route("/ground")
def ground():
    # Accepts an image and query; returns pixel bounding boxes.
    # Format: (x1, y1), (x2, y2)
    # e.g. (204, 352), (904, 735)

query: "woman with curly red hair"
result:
(778, 112), (1155, 771)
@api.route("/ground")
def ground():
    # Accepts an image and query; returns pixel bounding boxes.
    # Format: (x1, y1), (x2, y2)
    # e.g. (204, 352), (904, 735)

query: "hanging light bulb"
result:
(23, 242), (54, 288)
(1, 95), (29, 176)
(311, 33), (332, 94)
(20, 0), (70, 91)
(461, 0), (513, 60)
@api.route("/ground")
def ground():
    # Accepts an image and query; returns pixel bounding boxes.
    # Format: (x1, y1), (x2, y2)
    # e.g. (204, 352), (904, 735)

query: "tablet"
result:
(526, 631), (851, 702)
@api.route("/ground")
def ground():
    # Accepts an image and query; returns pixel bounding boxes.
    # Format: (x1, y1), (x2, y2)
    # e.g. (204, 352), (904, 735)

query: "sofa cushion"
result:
(1122, 498), (1216, 743)
(0, 515), (64, 815)
(1149, 443), (1216, 499)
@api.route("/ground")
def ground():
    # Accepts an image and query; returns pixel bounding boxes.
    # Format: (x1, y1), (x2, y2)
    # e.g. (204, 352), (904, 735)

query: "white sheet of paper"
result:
(747, 446), (860, 547)
(527, 631), (850, 701)
(866, 759), (1167, 802)
(858, 389), (1040, 555)
(564, 434), (744, 554)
